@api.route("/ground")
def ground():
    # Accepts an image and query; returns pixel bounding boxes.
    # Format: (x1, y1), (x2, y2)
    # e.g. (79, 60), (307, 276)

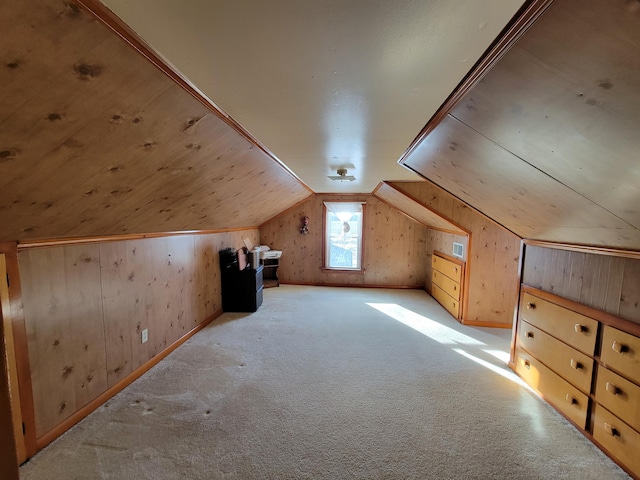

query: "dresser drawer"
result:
(432, 269), (460, 301)
(600, 325), (640, 385)
(432, 284), (459, 319)
(593, 404), (640, 478)
(520, 292), (597, 355)
(595, 367), (640, 432)
(432, 255), (462, 283)
(515, 348), (589, 429)
(518, 320), (593, 394)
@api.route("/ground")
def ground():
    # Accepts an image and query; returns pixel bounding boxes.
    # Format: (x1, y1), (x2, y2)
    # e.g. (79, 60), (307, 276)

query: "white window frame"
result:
(323, 201), (365, 271)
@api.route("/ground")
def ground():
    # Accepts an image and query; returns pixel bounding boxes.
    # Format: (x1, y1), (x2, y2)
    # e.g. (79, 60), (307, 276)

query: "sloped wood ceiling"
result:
(0, 0), (310, 243)
(373, 182), (467, 235)
(401, 0), (640, 249)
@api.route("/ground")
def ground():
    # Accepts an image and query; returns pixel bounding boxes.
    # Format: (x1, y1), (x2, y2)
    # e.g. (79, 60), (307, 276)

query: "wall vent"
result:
(452, 242), (464, 258)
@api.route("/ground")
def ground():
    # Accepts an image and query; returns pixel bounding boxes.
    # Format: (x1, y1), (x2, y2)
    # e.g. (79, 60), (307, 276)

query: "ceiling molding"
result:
(75, 0), (313, 194)
(397, 0), (554, 167)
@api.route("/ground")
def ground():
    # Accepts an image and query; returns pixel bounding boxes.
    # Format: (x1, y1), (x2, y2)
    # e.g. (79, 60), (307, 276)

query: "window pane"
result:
(327, 210), (361, 269)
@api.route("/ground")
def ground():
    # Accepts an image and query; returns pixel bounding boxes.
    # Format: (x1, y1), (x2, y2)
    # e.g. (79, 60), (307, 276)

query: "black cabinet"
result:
(219, 249), (264, 312)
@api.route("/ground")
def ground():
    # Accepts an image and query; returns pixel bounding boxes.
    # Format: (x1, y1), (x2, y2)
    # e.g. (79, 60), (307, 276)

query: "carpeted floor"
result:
(20, 286), (630, 479)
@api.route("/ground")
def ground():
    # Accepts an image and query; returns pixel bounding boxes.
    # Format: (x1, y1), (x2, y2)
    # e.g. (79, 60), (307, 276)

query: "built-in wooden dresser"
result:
(431, 251), (464, 321)
(512, 285), (640, 479)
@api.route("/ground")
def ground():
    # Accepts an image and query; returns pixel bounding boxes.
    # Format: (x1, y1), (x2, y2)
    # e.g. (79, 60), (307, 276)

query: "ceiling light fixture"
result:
(328, 167), (356, 182)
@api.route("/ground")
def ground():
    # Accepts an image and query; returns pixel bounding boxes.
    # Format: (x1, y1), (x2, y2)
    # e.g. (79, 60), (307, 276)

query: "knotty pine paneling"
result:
(17, 229), (258, 440)
(373, 182), (466, 234)
(0, 0), (309, 242)
(19, 244), (107, 437)
(401, 115), (640, 249)
(452, 0), (640, 229)
(523, 244), (640, 325)
(390, 181), (520, 326)
(401, 0), (640, 250)
(259, 195), (428, 287)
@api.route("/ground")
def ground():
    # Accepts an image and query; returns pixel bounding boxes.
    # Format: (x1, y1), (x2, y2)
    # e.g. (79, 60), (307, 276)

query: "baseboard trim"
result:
(281, 282), (423, 289)
(461, 319), (512, 329)
(34, 310), (222, 452)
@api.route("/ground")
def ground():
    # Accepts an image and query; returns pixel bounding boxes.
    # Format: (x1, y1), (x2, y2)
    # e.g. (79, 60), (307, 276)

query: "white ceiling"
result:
(100, 0), (526, 193)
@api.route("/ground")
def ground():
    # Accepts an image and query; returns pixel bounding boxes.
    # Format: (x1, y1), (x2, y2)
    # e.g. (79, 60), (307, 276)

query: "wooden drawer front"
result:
(432, 284), (459, 319)
(432, 255), (462, 283)
(600, 326), (640, 385)
(432, 270), (460, 301)
(517, 320), (593, 394)
(596, 367), (640, 432)
(515, 348), (589, 429)
(593, 405), (640, 478)
(520, 292), (597, 355)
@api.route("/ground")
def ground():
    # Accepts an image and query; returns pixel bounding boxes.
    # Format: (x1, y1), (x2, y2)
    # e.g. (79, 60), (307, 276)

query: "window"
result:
(324, 202), (364, 270)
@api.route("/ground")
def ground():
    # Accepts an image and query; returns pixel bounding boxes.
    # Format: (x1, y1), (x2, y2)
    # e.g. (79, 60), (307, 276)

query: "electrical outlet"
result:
(141, 328), (148, 344)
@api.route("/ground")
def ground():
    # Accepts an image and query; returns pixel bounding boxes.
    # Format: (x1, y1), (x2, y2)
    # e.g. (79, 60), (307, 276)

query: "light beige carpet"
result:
(20, 286), (630, 479)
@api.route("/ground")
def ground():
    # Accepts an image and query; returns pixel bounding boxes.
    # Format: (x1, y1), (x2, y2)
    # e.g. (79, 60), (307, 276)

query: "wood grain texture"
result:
(0, 245), (37, 458)
(390, 181), (520, 326)
(523, 244), (640, 325)
(259, 194), (428, 287)
(451, 0), (640, 229)
(16, 228), (258, 445)
(402, 115), (640, 249)
(0, 255), (25, 463)
(373, 182), (467, 234)
(0, 292), (19, 479)
(0, 0), (309, 243)
(19, 245), (107, 437)
(401, 0), (640, 250)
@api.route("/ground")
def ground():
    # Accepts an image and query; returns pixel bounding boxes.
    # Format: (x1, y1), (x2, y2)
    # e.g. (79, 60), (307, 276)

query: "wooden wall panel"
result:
(400, 0), (640, 251)
(19, 245), (107, 437)
(0, 0), (309, 243)
(17, 228), (258, 443)
(522, 244), (640, 325)
(373, 182), (466, 234)
(259, 194), (428, 287)
(402, 115), (640, 249)
(452, 0), (640, 229)
(390, 181), (520, 326)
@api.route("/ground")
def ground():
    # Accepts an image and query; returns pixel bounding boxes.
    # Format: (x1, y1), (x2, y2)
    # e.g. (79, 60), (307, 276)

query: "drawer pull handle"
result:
(569, 359), (582, 370)
(565, 394), (577, 405)
(604, 423), (619, 437)
(612, 341), (628, 354)
(574, 324), (586, 333)
(524, 360), (531, 369)
(526, 331), (534, 338)
(605, 382), (621, 395)
(526, 302), (536, 310)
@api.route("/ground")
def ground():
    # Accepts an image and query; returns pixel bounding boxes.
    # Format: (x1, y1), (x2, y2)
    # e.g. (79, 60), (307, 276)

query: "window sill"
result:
(321, 268), (365, 274)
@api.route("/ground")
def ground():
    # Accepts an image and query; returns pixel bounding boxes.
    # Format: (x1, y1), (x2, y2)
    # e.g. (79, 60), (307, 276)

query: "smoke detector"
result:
(328, 168), (355, 182)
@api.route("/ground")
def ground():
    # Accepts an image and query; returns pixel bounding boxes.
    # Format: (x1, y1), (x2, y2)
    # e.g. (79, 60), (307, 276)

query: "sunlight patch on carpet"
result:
(366, 303), (484, 345)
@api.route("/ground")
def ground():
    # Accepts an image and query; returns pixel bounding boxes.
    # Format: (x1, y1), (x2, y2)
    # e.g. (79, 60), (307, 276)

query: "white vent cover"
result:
(452, 242), (464, 258)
